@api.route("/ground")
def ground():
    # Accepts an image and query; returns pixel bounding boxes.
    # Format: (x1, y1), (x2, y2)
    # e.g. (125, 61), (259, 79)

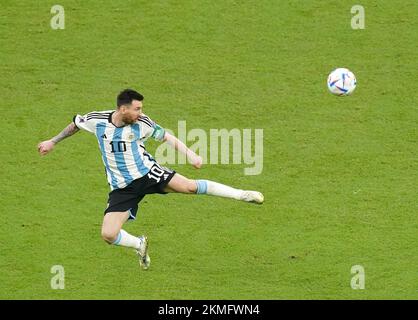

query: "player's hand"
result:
(38, 140), (55, 156)
(190, 154), (203, 169)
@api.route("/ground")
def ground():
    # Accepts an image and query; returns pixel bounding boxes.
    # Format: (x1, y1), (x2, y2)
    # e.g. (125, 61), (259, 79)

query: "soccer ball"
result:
(327, 68), (357, 96)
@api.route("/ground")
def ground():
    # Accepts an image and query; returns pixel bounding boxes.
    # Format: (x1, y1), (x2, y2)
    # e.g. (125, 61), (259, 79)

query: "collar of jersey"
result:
(108, 111), (127, 128)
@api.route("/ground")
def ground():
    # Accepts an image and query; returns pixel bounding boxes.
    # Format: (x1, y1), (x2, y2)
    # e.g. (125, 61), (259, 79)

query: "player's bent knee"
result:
(101, 229), (118, 244)
(187, 179), (198, 193)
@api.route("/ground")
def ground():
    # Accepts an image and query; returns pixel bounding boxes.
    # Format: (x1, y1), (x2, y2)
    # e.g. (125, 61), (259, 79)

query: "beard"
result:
(122, 115), (136, 124)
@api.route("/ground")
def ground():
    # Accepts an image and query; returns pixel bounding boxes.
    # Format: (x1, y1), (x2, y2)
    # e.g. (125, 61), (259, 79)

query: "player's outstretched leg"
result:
(164, 173), (264, 204)
(101, 211), (150, 270)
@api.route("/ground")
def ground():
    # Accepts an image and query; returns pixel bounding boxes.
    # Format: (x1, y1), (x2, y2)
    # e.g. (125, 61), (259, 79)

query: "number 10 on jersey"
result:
(110, 141), (127, 153)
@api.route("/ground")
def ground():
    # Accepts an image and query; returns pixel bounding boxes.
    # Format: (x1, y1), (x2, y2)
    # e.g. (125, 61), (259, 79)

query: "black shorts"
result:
(104, 164), (176, 220)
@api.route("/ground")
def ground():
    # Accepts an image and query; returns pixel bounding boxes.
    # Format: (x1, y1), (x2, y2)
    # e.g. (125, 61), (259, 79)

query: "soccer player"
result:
(38, 89), (264, 270)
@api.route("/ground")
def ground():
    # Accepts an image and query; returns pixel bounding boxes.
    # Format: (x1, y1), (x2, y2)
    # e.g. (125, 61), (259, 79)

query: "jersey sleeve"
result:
(139, 115), (166, 141)
(72, 113), (97, 134)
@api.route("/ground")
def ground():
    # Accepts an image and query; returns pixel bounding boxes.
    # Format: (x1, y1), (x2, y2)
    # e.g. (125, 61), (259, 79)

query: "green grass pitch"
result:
(0, 0), (417, 299)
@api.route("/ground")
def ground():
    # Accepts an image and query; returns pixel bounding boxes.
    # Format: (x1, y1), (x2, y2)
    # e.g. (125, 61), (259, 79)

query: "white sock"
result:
(112, 229), (141, 249)
(195, 180), (243, 200)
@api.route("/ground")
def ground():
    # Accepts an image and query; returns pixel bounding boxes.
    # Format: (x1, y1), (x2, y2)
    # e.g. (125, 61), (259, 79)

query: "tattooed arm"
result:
(38, 122), (80, 156)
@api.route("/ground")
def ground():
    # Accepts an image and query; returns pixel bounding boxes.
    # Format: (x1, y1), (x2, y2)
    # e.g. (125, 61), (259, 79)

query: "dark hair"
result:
(117, 89), (144, 107)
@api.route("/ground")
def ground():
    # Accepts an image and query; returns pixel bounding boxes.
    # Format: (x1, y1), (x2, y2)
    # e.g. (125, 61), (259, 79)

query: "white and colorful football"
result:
(327, 68), (357, 96)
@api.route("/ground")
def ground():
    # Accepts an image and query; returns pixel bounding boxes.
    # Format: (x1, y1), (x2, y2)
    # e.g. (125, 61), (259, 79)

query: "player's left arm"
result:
(142, 115), (202, 168)
(162, 132), (202, 169)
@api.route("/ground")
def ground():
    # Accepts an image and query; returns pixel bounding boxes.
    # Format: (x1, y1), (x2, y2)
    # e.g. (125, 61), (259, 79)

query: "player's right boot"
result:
(136, 235), (150, 270)
(241, 191), (264, 204)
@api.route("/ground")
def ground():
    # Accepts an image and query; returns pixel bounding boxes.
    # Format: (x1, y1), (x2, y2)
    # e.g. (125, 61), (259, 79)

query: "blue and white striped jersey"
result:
(73, 110), (166, 190)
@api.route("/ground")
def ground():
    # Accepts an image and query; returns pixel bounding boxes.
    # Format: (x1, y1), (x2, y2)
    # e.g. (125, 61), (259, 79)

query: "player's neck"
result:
(111, 111), (126, 127)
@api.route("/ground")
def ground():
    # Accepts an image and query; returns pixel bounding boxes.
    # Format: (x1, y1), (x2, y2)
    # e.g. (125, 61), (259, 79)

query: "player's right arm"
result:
(38, 111), (107, 156)
(38, 122), (80, 156)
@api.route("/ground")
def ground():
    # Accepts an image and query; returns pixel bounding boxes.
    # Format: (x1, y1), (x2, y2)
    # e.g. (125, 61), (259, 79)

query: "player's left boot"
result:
(136, 235), (151, 270)
(241, 191), (264, 204)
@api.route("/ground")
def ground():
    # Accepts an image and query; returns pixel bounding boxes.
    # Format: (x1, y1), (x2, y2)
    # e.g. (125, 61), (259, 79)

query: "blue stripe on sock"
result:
(112, 231), (122, 245)
(196, 180), (208, 194)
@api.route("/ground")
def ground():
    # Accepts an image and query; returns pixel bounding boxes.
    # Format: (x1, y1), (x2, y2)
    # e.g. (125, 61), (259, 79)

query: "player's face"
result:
(122, 100), (143, 124)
